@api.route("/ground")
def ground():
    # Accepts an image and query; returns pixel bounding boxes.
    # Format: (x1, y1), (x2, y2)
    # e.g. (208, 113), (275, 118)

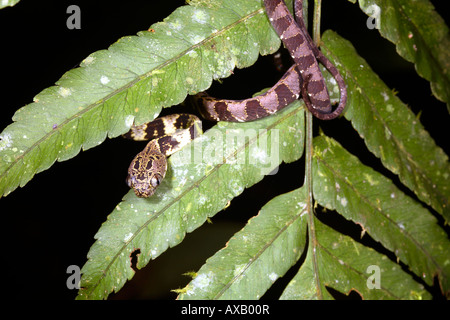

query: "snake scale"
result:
(126, 0), (347, 198)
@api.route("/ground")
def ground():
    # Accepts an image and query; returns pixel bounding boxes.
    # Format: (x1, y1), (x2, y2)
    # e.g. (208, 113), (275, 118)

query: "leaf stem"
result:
(312, 0), (322, 45)
(304, 0), (323, 300)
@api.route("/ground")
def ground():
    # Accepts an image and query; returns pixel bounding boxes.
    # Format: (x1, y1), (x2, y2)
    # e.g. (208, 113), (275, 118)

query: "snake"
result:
(125, 0), (347, 198)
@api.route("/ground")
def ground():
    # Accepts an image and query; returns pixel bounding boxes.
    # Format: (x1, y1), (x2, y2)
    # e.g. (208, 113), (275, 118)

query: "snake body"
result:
(198, 0), (347, 121)
(126, 0), (347, 197)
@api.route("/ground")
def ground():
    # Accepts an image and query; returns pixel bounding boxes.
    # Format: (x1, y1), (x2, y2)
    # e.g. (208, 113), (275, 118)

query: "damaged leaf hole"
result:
(326, 286), (363, 300)
(130, 248), (141, 272)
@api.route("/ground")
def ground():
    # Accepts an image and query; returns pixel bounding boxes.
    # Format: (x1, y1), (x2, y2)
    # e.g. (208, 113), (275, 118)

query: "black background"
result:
(0, 0), (448, 300)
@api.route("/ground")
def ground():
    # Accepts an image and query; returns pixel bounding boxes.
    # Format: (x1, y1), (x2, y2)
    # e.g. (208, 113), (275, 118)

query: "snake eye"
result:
(150, 174), (162, 188)
(126, 175), (135, 188)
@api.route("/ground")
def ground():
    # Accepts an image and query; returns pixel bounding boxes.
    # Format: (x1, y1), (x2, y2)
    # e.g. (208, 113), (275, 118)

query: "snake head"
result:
(126, 150), (167, 198)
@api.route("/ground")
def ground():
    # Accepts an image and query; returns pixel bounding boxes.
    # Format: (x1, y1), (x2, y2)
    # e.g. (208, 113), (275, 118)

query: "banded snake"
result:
(125, 0), (347, 198)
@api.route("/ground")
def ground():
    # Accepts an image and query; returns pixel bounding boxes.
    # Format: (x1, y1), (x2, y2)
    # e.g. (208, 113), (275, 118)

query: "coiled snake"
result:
(125, 0), (347, 198)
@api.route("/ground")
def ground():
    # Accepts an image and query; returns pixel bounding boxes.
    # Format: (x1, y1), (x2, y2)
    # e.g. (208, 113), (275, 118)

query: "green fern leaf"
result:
(178, 186), (308, 300)
(354, 0), (450, 111)
(76, 101), (305, 300)
(0, 0), (19, 9)
(321, 30), (450, 222)
(0, 0), (280, 198)
(280, 215), (433, 300)
(313, 136), (450, 295)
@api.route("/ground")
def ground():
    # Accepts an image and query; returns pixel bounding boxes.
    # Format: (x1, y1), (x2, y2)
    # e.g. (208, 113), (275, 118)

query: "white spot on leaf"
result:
(100, 75), (110, 85)
(192, 9), (208, 24)
(125, 115), (135, 128)
(335, 182), (341, 192)
(123, 232), (133, 242)
(269, 272), (278, 282)
(82, 56), (95, 65)
(186, 272), (214, 295)
(0, 133), (12, 151)
(58, 87), (72, 97)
